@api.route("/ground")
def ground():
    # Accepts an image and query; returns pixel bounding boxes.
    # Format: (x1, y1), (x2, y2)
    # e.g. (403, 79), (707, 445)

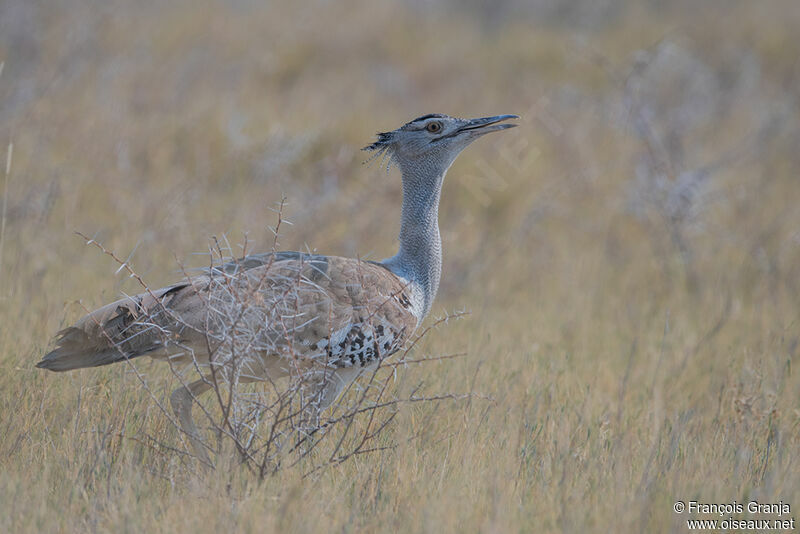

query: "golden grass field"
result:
(1, 1), (799, 532)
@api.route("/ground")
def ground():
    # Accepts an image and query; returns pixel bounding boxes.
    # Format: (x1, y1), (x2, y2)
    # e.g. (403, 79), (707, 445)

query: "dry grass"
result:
(1, 0), (799, 532)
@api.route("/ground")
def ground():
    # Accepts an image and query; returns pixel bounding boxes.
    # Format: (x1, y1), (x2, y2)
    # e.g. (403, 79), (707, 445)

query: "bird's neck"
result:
(383, 160), (448, 320)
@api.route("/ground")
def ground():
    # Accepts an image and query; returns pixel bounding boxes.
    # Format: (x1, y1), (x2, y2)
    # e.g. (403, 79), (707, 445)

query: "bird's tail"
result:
(37, 284), (187, 372)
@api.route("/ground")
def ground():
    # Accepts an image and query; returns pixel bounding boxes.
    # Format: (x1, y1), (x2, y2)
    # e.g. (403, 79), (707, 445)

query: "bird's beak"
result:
(458, 114), (519, 135)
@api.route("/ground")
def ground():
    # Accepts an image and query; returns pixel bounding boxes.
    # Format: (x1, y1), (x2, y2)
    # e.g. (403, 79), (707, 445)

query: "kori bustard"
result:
(37, 113), (518, 461)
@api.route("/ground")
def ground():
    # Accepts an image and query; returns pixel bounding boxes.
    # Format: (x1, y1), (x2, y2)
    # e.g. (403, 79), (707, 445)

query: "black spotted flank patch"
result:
(325, 322), (405, 368)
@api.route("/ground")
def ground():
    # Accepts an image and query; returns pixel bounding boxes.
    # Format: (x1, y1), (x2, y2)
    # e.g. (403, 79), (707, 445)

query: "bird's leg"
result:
(298, 366), (363, 428)
(170, 376), (213, 465)
(298, 368), (332, 429)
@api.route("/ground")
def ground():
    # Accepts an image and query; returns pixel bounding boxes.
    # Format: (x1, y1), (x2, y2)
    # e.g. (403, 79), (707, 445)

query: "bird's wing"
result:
(38, 253), (417, 371)
(174, 254), (418, 368)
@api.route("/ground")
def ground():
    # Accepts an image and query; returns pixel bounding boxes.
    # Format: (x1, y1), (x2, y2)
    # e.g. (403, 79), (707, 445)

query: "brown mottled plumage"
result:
(39, 253), (417, 375)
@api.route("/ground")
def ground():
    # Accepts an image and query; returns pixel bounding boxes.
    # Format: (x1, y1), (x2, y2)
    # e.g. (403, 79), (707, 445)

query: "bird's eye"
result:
(426, 122), (442, 133)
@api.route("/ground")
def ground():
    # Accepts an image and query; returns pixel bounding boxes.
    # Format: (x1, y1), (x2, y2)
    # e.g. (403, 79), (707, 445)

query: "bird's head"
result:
(363, 113), (518, 174)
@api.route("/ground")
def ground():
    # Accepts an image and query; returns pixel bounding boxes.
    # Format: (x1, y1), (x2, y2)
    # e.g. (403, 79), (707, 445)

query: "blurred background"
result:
(1, 0), (799, 310)
(1, 0), (799, 532)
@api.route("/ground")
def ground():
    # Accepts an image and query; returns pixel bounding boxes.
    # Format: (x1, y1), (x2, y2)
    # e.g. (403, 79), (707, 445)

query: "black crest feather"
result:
(362, 131), (394, 153)
(362, 131), (396, 171)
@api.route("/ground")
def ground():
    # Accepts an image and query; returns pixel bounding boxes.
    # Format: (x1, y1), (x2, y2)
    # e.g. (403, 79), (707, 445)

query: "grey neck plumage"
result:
(382, 158), (450, 320)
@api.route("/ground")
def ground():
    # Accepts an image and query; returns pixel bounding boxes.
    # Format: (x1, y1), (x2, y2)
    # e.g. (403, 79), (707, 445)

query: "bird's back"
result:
(38, 252), (418, 374)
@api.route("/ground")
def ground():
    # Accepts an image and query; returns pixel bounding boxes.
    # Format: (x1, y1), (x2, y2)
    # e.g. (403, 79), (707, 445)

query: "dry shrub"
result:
(73, 204), (478, 480)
